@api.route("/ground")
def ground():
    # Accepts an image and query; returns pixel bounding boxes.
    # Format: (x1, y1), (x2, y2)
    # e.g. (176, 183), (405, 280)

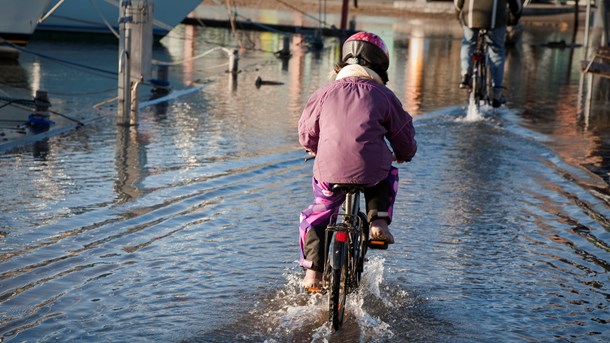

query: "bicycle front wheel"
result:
(328, 237), (348, 331)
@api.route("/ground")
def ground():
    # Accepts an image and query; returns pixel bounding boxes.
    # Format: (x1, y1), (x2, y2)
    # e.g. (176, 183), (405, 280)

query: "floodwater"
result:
(1, 6), (610, 343)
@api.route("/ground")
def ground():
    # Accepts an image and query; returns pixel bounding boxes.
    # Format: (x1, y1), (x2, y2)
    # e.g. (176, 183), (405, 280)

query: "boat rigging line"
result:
(152, 46), (232, 67)
(272, 0), (332, 28)
(0, 95), (85, 127)
(0, 39), (117, 79)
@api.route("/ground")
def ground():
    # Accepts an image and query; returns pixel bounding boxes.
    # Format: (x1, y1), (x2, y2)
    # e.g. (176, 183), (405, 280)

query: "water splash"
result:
(465, 93), (484, 122)
(350, 257), (396, 342)
(234, 258), (399, 342)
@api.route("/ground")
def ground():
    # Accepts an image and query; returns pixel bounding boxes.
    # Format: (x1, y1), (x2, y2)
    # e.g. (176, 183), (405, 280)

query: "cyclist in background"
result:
(298, 32), (417, 289)
(455, 0), (522, 107)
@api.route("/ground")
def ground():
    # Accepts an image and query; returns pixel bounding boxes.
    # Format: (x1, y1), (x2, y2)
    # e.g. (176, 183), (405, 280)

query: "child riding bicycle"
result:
(298, 32), (417, 289)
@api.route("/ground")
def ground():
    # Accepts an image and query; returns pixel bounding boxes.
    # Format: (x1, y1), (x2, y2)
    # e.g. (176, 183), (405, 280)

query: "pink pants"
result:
(299, 167), (399, 270)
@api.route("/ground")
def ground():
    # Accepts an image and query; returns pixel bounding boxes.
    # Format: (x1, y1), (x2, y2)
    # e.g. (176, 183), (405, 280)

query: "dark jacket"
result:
(455, 0), (522, 29)
(299, 76), (416, 186)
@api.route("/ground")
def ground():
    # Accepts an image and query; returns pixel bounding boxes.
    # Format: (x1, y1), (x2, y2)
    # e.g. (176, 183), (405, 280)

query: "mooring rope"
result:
(0, 39), (117, 78)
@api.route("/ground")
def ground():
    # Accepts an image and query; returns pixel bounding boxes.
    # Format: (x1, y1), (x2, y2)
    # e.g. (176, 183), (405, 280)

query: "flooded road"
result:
(1, 7), (610, 342)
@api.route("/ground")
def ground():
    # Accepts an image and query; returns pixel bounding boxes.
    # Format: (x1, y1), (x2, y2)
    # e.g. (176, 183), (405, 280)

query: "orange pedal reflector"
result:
(369, 240), (388, 249)
(306, 286), (323, 294)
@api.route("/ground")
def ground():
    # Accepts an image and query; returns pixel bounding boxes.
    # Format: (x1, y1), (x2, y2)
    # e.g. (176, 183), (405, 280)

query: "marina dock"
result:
(1, 2), (609, 341)
(1, 0), (609, 152)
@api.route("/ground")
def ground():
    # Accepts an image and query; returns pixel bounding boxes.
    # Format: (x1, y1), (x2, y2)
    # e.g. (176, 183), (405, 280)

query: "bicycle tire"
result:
(328, 236), (348, 331)
(354, 212), (368, 286)
(474, 59), (486, 108)
(480, 60), (488, 105)
(471, 75), (479, 110)
(471, 30), (489, 109)
(471, 64), (479, 109)
(485, 61), (493, 106)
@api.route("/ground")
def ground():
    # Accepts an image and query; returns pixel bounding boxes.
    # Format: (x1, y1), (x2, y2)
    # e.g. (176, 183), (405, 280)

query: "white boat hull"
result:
(38, 0), (201, 37)
(0, 0), (53, 45)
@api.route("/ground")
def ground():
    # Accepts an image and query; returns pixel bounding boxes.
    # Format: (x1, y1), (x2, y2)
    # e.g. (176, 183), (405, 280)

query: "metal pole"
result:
(152, 65), (170, 97)
(578, 0), (593, 118)
(340, 0), (349, 32)
(30, 90), (52, 131)
(130, 79), (140, 126)
(584, 72), (593, 127)
(222, 48), (239, 91)
(229, 49), (239, 74)
(118, 0), (132, 126)
(281, 35), (290, 58)
(583, 0), (592, 59)
(34, 90), (50, 119)
(119, 28), (132, 125)
(599, 0), (610, 46)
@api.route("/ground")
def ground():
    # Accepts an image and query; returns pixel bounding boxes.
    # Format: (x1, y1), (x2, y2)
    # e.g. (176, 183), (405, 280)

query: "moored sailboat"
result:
(37, 0), (202, 38)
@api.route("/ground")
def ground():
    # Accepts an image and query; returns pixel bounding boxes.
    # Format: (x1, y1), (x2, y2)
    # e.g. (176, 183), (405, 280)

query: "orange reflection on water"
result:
(182, 24), (196, 85)
(404, 28), (425, 115)
(288, 11), (305, 122)
(550, 83), (603, 174)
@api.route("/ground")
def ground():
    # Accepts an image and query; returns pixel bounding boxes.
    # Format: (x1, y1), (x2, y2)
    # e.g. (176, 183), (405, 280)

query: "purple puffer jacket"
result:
(299, 77), (416, 185)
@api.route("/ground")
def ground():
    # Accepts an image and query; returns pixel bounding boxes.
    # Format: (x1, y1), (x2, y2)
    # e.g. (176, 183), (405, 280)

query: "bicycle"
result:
(468, 29), (493, 111)
(321, 184), (388, 331)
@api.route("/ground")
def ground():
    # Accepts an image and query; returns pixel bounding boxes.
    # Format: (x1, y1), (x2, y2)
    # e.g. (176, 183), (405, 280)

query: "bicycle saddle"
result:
(331, 184), (366, 193)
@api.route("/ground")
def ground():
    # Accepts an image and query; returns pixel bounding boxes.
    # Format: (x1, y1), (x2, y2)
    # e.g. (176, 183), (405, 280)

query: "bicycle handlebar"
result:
(305, 150), (405, 163)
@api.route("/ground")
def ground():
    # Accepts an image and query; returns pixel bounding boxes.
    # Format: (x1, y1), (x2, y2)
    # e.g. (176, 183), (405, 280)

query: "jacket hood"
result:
(333, 64), (384, 85)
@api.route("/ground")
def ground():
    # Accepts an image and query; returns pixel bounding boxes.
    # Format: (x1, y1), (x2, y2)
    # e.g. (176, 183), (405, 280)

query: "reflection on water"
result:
(0, 60), (30, 90)
(114, 126), (147, 203)
(404, 27), (424, 114)
(0, 8), (609, 342)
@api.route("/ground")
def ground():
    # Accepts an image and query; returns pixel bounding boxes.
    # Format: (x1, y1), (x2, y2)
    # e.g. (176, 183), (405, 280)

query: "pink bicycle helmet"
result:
(342, 32), (389, 71)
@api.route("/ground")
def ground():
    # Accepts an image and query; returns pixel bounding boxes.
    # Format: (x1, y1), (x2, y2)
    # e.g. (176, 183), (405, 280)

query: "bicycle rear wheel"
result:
(473, 60), (487, 108)
(354, 212), (368, 286)
(328, 235), (348, 331)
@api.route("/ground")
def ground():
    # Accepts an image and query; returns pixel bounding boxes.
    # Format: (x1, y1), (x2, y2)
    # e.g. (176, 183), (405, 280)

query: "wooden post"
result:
(117, 0), (153, 126)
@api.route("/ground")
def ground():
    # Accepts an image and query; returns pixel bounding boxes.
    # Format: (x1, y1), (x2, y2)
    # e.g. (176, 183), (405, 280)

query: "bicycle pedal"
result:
(368, 240), (388, 250)
(305, 286), (325, 294)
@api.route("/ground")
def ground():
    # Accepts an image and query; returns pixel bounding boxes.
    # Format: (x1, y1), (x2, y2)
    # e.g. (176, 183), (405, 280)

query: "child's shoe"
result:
(369, 219), (395, 244)
(302, 269), (322, 292)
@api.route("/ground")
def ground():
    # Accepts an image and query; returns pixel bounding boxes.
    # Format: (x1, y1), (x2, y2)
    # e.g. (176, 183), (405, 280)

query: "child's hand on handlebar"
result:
(392, 154), (407, 164)
(304, 150), (316, 162)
